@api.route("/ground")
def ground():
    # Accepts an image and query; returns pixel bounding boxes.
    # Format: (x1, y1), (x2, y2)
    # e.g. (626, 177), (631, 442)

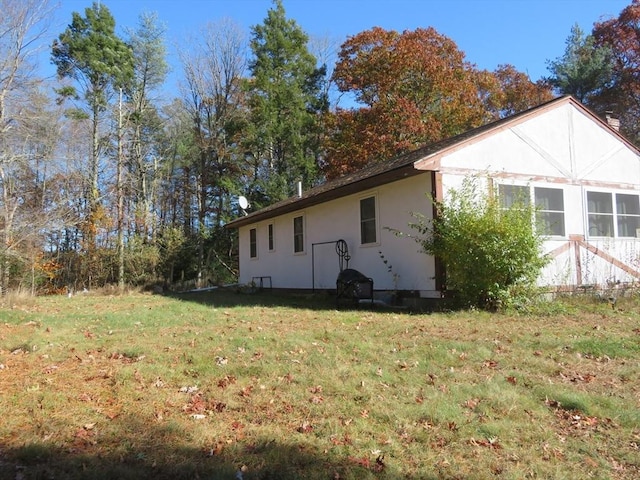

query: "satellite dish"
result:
(238, 195), (251, 216)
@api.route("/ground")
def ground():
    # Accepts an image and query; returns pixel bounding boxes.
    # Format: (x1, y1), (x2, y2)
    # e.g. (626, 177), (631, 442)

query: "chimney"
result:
(605, 111), (620, 131)
(297, 181), (302, 198)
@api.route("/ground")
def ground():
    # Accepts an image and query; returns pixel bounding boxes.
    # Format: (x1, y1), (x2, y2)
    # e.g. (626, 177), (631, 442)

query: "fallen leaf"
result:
(217, 375), (237, 388)
(464, 398), (480, 409)
(297, 421), (313, 433)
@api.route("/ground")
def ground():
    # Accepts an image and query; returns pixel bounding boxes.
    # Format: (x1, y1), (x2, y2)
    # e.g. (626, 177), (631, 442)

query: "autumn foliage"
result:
(593, 0), (640, 142)
(324, 27), (553, 179)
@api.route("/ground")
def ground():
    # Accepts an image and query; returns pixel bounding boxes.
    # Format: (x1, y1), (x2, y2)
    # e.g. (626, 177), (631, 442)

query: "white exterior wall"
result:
(238, 174), (437, 294)
(437, 102), (640, 288)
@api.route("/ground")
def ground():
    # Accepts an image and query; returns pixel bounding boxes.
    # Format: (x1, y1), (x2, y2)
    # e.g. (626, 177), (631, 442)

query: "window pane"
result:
(535, 187), (564, 211)
(587, 191), (613, 213)
(616, 194), (640, 215)
(293, 216), (304, 253)
(360, 196), (377, 244)
(537, 211), (565, 236)
(499, 185), (529, 208)
(249, 228), (257, 258)
(360, 196), (375, 220)
(618, 215), (639, 237)
(268, 224), (274, 250)
(534, 188), (564, 236)
(361, 220), (376, 244)
(589, 214), (614, 237)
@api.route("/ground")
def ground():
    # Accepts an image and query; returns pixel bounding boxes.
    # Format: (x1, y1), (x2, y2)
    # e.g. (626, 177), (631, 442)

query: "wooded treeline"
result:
(1, 0), (638, 295)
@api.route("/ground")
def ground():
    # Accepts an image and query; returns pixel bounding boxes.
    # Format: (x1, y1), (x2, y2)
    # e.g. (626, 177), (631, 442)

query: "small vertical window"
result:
(360, 196), (377, 244)
(293, 216), (304, 253)
(268, 223), (274, 251)
(535, 187), (565, 236)
(587, 192), (613, 237)
(249, 228), (257, 258)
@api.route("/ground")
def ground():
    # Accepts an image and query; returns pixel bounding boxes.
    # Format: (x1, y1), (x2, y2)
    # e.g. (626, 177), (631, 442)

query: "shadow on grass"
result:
(169, 287), (364, 312)
(0, 416), (419, 480)
(167, 287), (436, 314)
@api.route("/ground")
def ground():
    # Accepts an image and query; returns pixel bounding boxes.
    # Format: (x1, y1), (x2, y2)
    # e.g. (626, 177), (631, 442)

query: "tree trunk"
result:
(117, 88), (125, 291)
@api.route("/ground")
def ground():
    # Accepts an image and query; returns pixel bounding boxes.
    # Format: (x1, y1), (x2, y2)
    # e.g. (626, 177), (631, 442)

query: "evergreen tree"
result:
(51, 2), (134, 288)
(546, 24), (613, 104)
(246, 0), (328, 206)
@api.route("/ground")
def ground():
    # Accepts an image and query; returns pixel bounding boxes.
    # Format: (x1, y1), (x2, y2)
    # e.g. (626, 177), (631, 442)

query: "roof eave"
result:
(225, 163), (421, 229)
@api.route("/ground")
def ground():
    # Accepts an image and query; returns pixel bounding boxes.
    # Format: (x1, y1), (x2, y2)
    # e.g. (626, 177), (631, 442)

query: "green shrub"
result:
(408, 176), (549, 309)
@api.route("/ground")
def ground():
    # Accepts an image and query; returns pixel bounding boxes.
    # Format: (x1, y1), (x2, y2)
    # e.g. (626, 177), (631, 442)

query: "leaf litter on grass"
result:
(0, 291), (639, 479)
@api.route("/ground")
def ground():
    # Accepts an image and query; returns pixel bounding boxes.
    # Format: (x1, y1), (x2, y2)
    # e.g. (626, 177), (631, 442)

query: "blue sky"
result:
(48, 0), (630, 98)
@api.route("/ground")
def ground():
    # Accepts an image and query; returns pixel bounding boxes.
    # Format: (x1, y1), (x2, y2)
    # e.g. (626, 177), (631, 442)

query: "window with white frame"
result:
(249, 228), (257, 258)
(616, 193), (640, 237)
(587, 191), (640, 238)
(587, 191), (613, 237)
(268, 223), (274, 251)
(293, 215), (304, 253)
(534, 187), (565, 236)
(360, 195), (377, 244)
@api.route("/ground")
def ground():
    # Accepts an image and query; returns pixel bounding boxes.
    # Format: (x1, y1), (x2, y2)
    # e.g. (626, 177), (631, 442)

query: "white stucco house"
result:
(225, 96), (640, 299)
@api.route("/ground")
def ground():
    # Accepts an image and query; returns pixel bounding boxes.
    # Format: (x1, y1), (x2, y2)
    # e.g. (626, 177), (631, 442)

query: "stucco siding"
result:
(441, 104), (640, 188)
(238, 174), (436, 293)
(438, 102), (640, 289)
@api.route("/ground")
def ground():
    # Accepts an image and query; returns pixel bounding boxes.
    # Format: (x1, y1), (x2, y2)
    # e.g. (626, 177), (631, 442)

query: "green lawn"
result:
(0, 289), (639, 479)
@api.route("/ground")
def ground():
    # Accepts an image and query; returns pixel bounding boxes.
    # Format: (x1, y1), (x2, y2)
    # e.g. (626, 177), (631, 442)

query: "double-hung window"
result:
(587, 191), (640, 237)
(587, 192), (614, 237)
(535, 187), (565, 236)
(360, 196), (377, 245)
(293, 215), (304, 253)
(499, 184), (565, 236)
(617, 194), (640, 237)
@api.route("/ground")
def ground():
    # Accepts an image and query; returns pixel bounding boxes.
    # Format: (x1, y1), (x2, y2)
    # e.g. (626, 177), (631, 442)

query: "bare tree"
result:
(0, 0), (56, 295)
(179, 18), (248, 287)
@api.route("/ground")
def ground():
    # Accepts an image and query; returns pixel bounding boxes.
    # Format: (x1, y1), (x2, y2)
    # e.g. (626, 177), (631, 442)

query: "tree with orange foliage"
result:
(324, 27), (552, 179)
(593, 0), (640, 144)
(489, 65), (553, 118)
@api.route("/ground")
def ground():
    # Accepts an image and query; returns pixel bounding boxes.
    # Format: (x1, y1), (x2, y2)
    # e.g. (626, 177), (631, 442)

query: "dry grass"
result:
(0, 289), (639, 479)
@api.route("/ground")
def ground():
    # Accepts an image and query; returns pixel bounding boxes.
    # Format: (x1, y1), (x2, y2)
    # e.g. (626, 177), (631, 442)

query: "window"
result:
(268, 223), (274, 251)
(616, 194), (640, 238)
(535, 187), (565, 236)
(360, 196), (377, 244)
(498, 184), (530, 209)
(293, 216), (304, 253)
(249, 228), (257, 258)
(587, 191), (613, 237)
(587, 191), (640, 238)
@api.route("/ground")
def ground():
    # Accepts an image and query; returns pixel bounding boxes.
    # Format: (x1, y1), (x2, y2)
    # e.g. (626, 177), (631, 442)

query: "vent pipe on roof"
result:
(605, 111), (620, 131)
(297, 181), (302, 198)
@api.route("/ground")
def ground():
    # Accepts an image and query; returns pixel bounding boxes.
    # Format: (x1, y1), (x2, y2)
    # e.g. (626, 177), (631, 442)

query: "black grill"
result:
(336, 268), (373, 306)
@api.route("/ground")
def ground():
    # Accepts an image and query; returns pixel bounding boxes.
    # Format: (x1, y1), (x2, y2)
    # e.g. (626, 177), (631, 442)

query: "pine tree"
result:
(546, 24), (614, 104)
(245, 0), (327, 206)
(51, 1), (134, 287)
